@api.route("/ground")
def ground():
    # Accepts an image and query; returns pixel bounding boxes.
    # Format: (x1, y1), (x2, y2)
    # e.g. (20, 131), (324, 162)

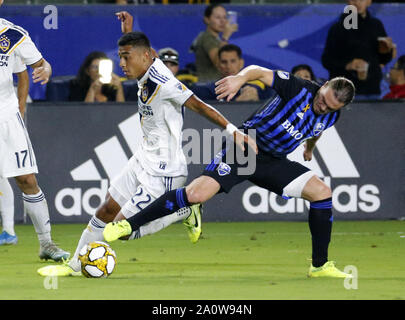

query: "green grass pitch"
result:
(0, 220), (404, 300)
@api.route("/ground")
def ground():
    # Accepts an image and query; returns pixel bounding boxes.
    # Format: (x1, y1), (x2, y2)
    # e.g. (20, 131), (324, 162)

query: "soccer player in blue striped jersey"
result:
(104, 65), (356, 278)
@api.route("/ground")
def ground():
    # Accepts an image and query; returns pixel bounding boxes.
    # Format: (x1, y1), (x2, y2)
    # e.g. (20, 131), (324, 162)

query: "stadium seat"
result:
(45, 75), (75, 102)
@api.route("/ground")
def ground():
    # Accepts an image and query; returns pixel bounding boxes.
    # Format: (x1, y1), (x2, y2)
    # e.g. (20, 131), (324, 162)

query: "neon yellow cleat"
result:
(308, 261), (353, 278)
(37, 262), (81, 277)
(183, 203), (202, 244)
(103, 220), (132, 242)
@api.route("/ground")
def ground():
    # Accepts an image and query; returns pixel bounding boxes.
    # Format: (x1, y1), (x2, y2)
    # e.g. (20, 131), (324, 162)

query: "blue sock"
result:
(126, 188), (190, 230)
(308, 197), (333, 268)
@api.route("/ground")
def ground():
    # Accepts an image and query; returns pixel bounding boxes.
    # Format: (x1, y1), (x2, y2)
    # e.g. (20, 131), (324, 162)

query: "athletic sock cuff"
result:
(89, 216), (106, 229)
(22, 190), (45, 203)
(310, 197), (332, 210)
(175, 188), (190, 209)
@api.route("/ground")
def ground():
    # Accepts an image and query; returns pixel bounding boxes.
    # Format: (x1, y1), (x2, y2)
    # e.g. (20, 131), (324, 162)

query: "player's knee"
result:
(313, 183), (332, 201)
(95, 199), (120, 223)
(185, 176), (220, 204)
(15, 174), (38, 193)
(185, 187), (203, 204)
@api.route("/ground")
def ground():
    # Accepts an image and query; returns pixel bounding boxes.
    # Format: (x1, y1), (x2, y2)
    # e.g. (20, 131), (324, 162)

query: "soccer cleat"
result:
(308, 261), (353, 278)
(103, 220), (132, 242)
(183, 203), (202, 244)
(39, 242), (70, 262)
(0, 231), (18, 245)
(37, 260), (81, 277)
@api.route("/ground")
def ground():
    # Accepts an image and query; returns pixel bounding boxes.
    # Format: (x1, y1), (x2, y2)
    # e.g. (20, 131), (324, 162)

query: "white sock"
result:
(22, 189), (52, 246)
(69, 216), (106, 272)
(139, 207), (191, 237)
(0, 178), (15, 236)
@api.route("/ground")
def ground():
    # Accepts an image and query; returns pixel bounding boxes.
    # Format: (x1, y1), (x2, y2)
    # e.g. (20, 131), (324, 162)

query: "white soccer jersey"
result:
(0, 19), (42, 122)
(135, 58), (193, 177)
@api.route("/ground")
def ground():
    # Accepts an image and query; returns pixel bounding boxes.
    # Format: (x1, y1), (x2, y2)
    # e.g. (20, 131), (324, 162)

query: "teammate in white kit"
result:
(0, 0), (69, 260)
(38, 27), (255, 277)
(0, 55), (28, 245)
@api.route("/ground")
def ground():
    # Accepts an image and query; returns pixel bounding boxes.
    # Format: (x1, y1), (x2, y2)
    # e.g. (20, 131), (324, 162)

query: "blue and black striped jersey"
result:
(242, 70), (340, 158)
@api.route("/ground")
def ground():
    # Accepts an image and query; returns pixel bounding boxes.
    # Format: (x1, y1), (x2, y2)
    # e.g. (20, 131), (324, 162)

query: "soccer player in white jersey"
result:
(38, 30), (256, 277)
(0, 56), (28, 245)
(0, 4), (70, 260)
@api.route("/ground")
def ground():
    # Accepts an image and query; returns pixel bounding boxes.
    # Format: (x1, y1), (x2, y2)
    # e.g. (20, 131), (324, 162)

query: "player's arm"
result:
(215, 65), (274, 102)
(303, 134), (322, 161)
(115, 11), (157, 58)
(15, 70), (29, 118)
(116, 11), (133, 34)
(184, 94), (258, 154)
(29, 58), (52, 85)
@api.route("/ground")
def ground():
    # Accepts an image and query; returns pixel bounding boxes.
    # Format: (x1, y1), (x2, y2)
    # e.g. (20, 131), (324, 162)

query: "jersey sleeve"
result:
(271, 70), (311, 100)
(14, 32), (43, 66)
(161, 79), (194, 108)
(13, 55), (27, 74)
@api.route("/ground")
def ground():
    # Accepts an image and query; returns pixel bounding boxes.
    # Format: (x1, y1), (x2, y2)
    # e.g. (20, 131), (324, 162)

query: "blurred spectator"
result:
(322, 0), (396, 100)
(158, 47), (180, 76)
(191, 44), (275, 102)
(291, 64), (316, 82)
(69, 51), (125, 103)
(158, 47), (198, 88)
(383, 55), (405, 100)
(291, 64), (326, 86)
(190, 4), (238, 82)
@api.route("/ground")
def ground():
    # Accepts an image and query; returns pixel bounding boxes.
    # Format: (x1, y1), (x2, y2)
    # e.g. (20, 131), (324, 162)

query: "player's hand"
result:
(234, 131), (258, 155)
(116, 11), (133, 34)
(215, 75), (245, 102)
(32, 66), (51, 85)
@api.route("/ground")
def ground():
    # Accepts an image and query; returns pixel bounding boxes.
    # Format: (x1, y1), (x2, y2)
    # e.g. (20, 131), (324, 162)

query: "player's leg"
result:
(301, 175), (333, 267)
(15, 173), (69, 260)
(281, 169), (351, 278)
(282, 173), (332, 267)
(67, 193), (122, 272)
(112, 175), (217, 239)
(300, 176), (350, 277)
(0, 177), (17, 245)
(104, 175), (221, 242)
(121, 175), (191, 239)
(104, 139), (254, 242)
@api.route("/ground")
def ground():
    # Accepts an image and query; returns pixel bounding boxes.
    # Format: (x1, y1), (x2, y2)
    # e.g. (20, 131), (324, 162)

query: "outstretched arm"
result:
(184, 94), (258, 154)
(215, 65), (274, 102)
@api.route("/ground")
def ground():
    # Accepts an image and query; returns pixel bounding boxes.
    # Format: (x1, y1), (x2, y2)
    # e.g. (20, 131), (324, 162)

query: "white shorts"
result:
(0, 112), (38, 178)
(108, 155), (186, 218)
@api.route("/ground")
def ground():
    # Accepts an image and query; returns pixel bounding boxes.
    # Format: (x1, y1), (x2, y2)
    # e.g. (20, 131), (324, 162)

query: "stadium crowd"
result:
(40, 1), (404, 103)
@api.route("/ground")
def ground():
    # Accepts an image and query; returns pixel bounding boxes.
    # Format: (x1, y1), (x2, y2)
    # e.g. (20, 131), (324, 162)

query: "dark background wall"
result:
(9, 100), (404, 224)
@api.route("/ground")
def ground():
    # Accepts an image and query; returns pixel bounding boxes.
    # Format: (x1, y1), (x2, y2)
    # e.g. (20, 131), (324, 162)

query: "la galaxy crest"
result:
(141, 85), (149, 103)
(0, 35), (10, 53)
(313, 122), (325, 136)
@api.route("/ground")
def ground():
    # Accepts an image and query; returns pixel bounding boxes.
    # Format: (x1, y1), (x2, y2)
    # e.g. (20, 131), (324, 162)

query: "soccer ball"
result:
(78, 241), (116, 278)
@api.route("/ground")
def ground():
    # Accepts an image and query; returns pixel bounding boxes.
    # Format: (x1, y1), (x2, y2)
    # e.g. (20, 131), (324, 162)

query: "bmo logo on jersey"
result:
(281, 119), (303, 140)
(242, 126), (381, 215)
